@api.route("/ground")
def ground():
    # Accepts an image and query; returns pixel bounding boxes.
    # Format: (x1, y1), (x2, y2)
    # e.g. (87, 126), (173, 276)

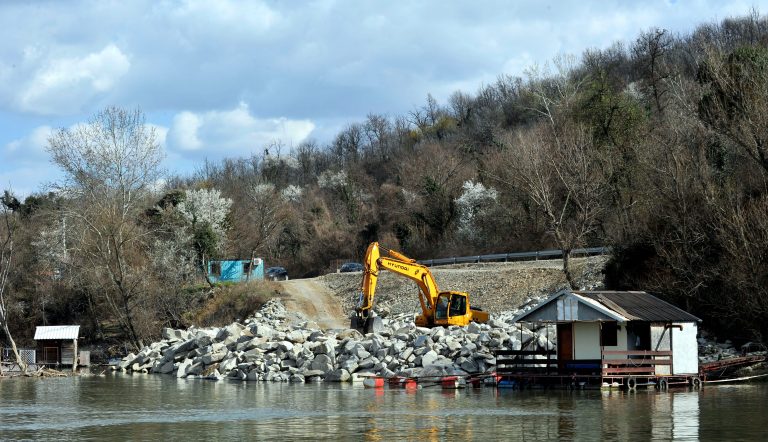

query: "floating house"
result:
(207, 257), (264, 283)
(498, 290), (702, 389)
(34, 325), (80, 366)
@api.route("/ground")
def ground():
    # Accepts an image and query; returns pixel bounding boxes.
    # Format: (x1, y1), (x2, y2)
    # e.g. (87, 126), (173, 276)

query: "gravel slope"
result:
(317, 256), (607, 318)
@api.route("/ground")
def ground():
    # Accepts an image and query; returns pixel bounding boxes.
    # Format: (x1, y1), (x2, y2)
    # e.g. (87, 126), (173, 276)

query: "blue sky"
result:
(0, 0), (761, 196)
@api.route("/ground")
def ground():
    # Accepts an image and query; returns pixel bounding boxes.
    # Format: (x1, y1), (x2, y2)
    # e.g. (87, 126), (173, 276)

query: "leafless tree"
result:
(47, 107), (164, 349)
(633, 28), (673, 116)
(498, 123), (611, 288)
(699, 43), (768, 173)
(0, 197), (27, 374)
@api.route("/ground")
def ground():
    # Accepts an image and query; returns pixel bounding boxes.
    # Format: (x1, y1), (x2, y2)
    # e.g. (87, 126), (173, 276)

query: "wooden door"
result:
(557, 323), (573, 372)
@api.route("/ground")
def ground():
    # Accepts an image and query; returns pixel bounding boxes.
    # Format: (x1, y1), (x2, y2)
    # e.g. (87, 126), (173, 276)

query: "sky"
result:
(0, 0), (762, 196)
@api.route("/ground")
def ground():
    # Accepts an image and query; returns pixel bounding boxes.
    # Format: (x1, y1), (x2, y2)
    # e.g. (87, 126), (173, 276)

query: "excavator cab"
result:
(434, 292), (470, 326)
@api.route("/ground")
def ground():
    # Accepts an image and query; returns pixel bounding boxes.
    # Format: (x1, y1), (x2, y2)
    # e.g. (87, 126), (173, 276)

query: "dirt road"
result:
(276, 279), (349, 330)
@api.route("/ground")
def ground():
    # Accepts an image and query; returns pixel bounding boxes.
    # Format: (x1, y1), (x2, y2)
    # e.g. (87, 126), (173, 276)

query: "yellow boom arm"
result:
(353, 242), (489, 332)
(356, 242), (447, 328)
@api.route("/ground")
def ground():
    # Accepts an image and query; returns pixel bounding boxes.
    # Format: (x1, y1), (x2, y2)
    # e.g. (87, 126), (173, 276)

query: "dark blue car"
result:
(340, 262), (364, 273)
(266, 266), (289, 281)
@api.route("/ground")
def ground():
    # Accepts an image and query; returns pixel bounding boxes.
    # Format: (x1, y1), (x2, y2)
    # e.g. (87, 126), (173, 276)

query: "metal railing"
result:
(2, 348), (36, 365)
(417, 247), (610, 267)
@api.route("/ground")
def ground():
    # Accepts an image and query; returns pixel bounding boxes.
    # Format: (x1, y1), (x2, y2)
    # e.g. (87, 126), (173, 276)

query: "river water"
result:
(1, 374), (765, 440)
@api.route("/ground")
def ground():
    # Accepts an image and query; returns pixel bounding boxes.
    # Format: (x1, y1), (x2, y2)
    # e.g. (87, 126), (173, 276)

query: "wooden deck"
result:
(493, 348), (699, 390)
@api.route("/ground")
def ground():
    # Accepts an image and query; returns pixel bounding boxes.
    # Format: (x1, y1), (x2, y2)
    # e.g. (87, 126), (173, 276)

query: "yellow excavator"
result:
(351, 242), (489, 333)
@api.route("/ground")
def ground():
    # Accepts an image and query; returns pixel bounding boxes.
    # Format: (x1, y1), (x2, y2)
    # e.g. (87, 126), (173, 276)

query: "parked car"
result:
(339, 262), (364, 273)
(265, 266), (289, 281)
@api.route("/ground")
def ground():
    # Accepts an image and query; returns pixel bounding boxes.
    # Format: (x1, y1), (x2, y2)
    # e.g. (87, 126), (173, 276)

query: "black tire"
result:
(658, 378), (668, 391)
(627, 377), (637, 391)
(690, 376), (702, 389)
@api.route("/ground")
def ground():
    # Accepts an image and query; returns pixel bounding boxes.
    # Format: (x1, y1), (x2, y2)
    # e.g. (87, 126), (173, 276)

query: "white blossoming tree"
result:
(177, 188), (232, 284)
(454, 181), (498, 241)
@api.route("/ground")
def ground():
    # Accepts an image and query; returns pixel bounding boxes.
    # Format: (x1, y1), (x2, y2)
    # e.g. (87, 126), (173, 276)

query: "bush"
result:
(187, 281), (280, 327)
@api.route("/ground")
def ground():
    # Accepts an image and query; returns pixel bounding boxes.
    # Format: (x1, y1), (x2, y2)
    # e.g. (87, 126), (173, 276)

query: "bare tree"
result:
(47, 107), (164, 349)
(0, 195), (27, 374)
(633, 28), (673, 116)
(498, 124), (610, 288)
(699, 43), (768, 173)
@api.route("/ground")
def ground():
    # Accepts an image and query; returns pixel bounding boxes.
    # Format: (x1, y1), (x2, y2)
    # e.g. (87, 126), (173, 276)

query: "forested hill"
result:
(3, 12), (768, 349)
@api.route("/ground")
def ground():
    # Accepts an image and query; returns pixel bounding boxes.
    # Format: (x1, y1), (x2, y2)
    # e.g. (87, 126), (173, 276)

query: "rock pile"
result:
(697, 331), (767, 364)
(115, 299), (555, 382)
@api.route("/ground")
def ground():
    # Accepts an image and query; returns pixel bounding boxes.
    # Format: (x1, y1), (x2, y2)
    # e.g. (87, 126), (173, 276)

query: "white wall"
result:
(651, 324), (671, 375)
(672, 322), (699, 375)
(573, 322), (601, 359)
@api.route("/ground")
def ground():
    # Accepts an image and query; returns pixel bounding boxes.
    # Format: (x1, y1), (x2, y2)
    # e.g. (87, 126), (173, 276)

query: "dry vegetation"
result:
(3, 12), (768, 358)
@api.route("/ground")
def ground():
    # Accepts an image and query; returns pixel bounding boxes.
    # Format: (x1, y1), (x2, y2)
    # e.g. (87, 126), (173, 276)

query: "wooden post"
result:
(72, 338), (78, 373)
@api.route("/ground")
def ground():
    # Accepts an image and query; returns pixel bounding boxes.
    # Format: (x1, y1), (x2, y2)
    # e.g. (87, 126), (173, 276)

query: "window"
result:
(449, 294), (467, 317)
(243, 262), (251, 274)
(435, 296), (449, 319)
(601, 322), (618, 347)
(211, 262), (221, 276)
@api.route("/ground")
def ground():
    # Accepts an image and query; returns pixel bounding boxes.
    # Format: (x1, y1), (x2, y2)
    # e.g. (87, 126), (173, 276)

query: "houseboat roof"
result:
(515, 290), (702, 323)
(576, 291), (702, 322)
(34, 325), (80, 340)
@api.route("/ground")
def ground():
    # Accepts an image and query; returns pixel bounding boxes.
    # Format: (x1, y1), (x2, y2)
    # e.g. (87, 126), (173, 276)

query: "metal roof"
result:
(34, 325), (80, 340)
(575, 291), (702, 323)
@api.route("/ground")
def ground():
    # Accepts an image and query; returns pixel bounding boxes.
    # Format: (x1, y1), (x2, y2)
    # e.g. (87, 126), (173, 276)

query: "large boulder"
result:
(162, 328), (191, 342)
(310, 354), (334, 373)
(325, 369), (351, 382)
(420, 350), (438, 367)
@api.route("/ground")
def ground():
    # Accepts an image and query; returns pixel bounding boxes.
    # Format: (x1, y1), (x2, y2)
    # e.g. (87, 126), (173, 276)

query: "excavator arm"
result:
(353, 242), (489, 333)
(355, 242), (440, 332)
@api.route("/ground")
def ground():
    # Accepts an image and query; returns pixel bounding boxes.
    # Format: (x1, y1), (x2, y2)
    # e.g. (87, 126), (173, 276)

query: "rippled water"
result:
(1, 374), (765, 440)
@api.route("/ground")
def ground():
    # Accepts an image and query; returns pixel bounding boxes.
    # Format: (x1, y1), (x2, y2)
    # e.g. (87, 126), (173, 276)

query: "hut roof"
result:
(575, 291), (702, 322)
(34, 325), (80, 340)
(515, 290), (702, 323)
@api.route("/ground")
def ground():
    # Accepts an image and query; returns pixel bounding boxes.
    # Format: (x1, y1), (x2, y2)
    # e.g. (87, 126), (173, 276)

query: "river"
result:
(1, 374), (765, 440)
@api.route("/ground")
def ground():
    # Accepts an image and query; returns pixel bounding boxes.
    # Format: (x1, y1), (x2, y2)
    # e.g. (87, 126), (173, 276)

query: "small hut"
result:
(34, 325), (80, 367)
(501, 290), (702, 388)
(207, 257), (264, 283)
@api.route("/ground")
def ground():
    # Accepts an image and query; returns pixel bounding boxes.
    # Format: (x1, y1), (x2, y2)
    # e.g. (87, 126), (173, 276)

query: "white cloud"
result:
(167, 102), (315, 157)
(1, 0), (767, 191)
(17, 44), (130, 115)
(4, 125), (52, 163)
(169, 0), (279, 35)
(0, 165), (61, 198)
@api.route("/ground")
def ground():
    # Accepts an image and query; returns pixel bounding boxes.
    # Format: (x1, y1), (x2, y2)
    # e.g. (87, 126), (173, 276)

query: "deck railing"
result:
(495, 349), (558, 374)
(601, 350), (672, 375)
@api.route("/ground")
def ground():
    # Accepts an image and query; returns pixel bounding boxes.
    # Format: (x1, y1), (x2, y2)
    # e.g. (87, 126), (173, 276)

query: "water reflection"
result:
(0, 375), (764, 440)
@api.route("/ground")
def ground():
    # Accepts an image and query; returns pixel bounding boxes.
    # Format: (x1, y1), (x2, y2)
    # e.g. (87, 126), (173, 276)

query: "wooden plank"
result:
(602, 367), (657, 374)
(494, 350), (557, 356)
(602, 350), (673, 356)
(497, 361), (558, 366)
(603, 359), (672, 365)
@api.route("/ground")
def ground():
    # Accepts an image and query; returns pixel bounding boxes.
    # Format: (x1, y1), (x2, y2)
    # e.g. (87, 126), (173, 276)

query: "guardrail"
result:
(417, 247), (609, 267)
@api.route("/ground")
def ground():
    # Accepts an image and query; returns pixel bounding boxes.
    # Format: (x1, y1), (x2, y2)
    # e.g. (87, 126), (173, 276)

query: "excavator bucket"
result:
(365, 316), (384, 334)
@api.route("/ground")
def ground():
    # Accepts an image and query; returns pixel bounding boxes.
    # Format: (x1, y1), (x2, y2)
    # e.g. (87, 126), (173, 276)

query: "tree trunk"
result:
(72, 338), (78, 373)
(1, 323), (27, 374)
(562, 249), (578, 290)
